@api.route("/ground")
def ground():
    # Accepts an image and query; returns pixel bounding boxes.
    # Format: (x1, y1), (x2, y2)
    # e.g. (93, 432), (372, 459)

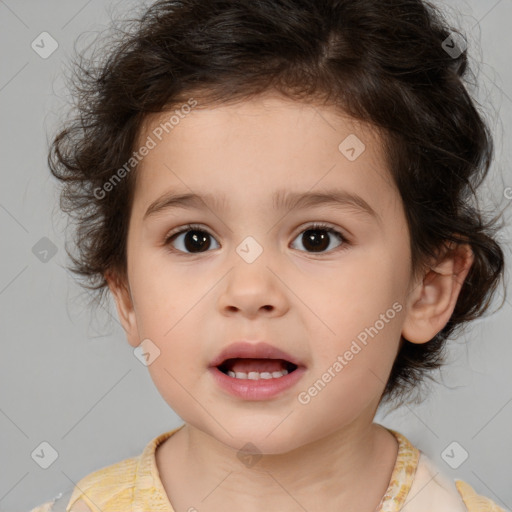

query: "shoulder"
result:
(400, 451), (467, 511)
(67, 455), (140, 511)
(404, 452), (508, 512)
(29, 456), (139, 512)
(29, 499), (92, 512)
(29, 427), (183, 512)
(455, 479), (509, 512)
(28, 488), (92, 512)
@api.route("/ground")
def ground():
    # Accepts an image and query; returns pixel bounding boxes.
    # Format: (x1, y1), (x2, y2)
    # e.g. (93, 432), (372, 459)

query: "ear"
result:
(401, 242), (474, 344)
(105, 269), (140, 348)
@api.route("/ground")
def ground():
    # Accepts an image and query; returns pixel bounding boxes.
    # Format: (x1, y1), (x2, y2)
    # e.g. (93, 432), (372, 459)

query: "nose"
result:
(217, 260), (290, 319)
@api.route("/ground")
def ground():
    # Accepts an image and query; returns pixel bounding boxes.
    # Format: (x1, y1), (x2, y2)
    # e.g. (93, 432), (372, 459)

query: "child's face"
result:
(111, 93), (417, 452)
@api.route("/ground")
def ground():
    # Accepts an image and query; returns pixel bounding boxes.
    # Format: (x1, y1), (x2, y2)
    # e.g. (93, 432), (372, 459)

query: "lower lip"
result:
(208, 366), (306, 401)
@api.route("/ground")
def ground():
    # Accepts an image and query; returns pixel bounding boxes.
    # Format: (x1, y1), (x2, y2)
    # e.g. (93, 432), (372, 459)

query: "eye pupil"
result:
(168, 224), (344, 255)
(303, 229), (329, 252)
(184, 230), (211, 252)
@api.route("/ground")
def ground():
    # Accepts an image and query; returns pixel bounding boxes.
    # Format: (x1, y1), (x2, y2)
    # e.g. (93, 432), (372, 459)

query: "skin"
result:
(103, 92), (473, 512)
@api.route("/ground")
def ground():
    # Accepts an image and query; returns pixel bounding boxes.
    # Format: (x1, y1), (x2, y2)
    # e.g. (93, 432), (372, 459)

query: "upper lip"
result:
(209, 341), (304, 368)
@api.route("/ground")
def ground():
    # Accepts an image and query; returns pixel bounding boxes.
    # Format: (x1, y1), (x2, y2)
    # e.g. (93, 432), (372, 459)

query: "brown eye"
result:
(164, 222), (348, 256)
(290, 223), (346, 254)
(165, 225), (219, 254)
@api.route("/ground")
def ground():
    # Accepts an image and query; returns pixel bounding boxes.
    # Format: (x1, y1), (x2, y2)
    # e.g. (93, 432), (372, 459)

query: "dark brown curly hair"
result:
(48, 0), (507, 407)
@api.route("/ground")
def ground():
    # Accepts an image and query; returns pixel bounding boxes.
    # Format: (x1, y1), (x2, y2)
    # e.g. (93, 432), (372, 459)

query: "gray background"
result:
(1, 0), (511, 511)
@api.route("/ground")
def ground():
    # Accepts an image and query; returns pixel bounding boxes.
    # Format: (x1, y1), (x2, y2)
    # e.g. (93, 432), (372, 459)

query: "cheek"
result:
(130, 256), (202, 335)
(306, 264), (405, 384)
(143, 326), (200, 414)
(313, 264), (403, 335)
(294, 350), (388, 439)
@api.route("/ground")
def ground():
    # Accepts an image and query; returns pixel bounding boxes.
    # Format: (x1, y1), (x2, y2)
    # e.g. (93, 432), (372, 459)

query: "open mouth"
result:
(217, 358), (298, 380)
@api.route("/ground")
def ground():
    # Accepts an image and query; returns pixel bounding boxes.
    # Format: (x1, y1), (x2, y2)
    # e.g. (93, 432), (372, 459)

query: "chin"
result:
(213, 426), (305, 457)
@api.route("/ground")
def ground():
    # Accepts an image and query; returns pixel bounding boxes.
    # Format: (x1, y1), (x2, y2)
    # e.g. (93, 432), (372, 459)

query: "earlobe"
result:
(105, 270), (140, 347)
(401, 242), (474, 344)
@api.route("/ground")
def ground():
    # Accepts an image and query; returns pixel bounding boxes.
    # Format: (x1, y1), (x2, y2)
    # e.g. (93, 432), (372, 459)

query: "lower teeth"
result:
(226, 370), (289, 380)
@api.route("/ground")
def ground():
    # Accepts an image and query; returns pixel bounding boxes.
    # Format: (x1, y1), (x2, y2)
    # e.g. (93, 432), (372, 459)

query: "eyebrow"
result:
(143, 188), (381, 224)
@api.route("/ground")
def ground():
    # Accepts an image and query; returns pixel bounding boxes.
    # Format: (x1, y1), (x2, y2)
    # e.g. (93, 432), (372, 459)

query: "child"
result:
(32, 0), (509, 510)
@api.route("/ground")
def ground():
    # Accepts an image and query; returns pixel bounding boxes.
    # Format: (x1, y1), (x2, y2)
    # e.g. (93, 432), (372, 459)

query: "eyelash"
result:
(163, 222), (350, 256)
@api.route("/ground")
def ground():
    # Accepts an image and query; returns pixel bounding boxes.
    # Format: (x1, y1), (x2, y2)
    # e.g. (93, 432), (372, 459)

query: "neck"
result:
(156, 419), (398, 511)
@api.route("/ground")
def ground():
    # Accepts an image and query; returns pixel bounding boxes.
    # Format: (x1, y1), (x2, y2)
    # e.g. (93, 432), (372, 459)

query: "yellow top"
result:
(29, 425), (509, 512)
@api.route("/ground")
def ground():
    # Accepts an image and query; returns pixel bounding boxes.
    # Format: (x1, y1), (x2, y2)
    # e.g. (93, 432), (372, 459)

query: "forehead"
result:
(131, 95), (399, 220)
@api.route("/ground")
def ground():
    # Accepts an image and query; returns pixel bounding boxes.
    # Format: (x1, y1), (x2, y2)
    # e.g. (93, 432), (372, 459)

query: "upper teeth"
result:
(226, 370), (289, 380)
